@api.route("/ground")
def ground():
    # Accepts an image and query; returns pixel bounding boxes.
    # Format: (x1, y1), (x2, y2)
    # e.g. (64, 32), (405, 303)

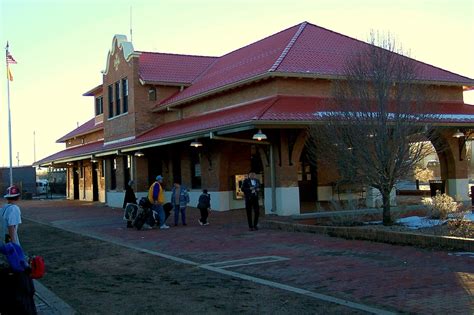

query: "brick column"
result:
(262, 130), (307, 216)
(435, 130), (470, 202)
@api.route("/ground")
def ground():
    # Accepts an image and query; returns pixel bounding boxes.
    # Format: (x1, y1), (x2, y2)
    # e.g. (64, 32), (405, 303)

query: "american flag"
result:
(6, 53), (17, 64)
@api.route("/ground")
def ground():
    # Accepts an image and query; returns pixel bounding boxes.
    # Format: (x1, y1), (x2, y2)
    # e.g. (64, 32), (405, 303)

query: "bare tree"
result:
(307, 33), (439, 225)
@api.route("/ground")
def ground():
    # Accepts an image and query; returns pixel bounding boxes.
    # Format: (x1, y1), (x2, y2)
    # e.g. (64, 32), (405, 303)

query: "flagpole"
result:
(5, 42), (13, 186)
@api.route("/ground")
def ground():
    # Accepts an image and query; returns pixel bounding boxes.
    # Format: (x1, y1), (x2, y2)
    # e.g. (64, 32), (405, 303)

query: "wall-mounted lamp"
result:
(252, 129), (267, 141)
(90, 157), (99, 163)
(134, 151), (145, 157)
(452, 129), (464, 138)
(190, 139), (203, 148)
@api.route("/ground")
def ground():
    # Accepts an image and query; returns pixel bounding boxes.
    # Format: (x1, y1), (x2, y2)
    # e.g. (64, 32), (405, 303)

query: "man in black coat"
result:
(241, 172), (262, 231)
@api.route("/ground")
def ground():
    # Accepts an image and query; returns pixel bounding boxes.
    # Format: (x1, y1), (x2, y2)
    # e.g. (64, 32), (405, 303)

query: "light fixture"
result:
(452, 129), (464, 138)
(252, 129), (267, 141)
(134, 150), (145, 157)
(190, 139), (203, 148)
(90, 157), (98, 163)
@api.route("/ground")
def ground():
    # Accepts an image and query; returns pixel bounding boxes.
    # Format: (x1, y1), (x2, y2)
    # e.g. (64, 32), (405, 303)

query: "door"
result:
(73, 167), (79, 200)
(92, 164), (99, 201)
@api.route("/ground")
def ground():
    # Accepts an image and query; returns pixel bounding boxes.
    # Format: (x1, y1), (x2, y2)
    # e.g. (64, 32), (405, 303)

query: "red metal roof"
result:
(157, 22), (474, 107)
(38, 96), (474, 165)
(138, 52), (217, 84)
(56, 118), (103, 143)
(36, 140), (104, 165)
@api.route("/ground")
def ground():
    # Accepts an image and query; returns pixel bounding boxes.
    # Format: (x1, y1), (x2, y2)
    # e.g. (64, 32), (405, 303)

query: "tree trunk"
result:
(382, 190), (392, 225)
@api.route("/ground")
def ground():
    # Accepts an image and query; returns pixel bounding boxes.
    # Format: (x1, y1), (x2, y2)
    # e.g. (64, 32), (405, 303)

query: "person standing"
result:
(123, 180), (138, 228)
(170, 181), (190, 226)
(123, 180), (137, 208)
(197, 189), (211, 226)
(241, 172), (261, 231)
(148, 175), (170, 229)
(1, 186), (22, 245)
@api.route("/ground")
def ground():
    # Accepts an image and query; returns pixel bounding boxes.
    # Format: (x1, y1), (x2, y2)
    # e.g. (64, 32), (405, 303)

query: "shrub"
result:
(448, 219), (474, 238)
(421, 193), (459, 220)
(414, 167), (433, 183)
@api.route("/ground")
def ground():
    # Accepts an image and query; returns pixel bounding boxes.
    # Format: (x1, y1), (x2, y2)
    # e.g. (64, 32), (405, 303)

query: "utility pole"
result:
(33, 130), (36, 163)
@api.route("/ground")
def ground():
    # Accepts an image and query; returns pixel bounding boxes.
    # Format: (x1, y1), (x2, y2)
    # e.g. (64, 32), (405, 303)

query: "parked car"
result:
(426, 160), (441, 179)
(36, 180), (49, 195)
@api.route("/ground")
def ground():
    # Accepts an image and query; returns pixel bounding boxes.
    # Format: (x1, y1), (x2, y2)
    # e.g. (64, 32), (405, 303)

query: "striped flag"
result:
(6, 53), (17, 64)
(6, 52), (17, 81)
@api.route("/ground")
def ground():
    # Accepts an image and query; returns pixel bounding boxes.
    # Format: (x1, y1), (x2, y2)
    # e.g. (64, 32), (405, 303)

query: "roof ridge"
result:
(137, 51), (217, 59)
(254, 95), (280, 119)
(269, 22), (308, 72)
(190, 54), (221, 84)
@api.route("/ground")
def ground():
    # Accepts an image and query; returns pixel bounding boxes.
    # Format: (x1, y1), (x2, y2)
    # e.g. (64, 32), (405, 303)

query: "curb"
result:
(262, 220), (474, 251)
(34, 280), (76, 314)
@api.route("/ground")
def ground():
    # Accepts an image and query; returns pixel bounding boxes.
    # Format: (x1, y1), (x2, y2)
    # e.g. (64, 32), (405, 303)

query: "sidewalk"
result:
(19, 199), (474, 314)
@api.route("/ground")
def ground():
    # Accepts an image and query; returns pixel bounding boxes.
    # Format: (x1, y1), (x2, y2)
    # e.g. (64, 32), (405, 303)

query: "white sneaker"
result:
(198, 219), (203, 226)
(142, 223), (152, 230)
(203, 222), (209, 226)
(160, 224), (170, 229)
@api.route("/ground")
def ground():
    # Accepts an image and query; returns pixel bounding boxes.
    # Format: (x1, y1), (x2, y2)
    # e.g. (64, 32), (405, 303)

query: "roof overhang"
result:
(138, 78), (191, 87)
(37, 95), (474, 167)
(82, 84), (103, 96)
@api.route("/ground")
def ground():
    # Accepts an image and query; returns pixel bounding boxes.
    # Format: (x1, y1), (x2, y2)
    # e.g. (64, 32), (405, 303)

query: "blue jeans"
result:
(151, 204), (165, 226)
(174, 204), (186, 225)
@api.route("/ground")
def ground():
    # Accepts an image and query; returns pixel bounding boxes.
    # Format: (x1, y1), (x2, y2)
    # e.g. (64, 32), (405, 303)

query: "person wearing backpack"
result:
(197, 189), (211, 226)
(1, 185), (22, 245)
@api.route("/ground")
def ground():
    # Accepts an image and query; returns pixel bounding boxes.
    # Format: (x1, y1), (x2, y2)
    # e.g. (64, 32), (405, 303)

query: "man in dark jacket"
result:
(123, 180), (137, 228)
(241, 172), (262, 231)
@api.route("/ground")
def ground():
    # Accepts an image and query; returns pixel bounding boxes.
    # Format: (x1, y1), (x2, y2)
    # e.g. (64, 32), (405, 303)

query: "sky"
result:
(0, 0), (473, 167)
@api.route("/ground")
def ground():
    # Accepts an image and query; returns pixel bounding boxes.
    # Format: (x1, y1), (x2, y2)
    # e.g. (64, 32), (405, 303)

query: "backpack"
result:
(197, 194), (210, 210)
(29, 255), (45, 279)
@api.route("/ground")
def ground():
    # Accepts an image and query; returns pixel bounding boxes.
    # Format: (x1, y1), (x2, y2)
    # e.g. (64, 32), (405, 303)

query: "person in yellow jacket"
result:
(148, 175), (169, 229)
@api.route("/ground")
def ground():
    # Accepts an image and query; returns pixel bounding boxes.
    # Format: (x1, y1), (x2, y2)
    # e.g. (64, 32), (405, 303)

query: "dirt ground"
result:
(20, 219), (364, 314)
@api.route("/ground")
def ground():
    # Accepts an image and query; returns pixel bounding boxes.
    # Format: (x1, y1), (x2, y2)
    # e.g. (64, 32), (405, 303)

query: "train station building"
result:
(36, 22), (474, 215)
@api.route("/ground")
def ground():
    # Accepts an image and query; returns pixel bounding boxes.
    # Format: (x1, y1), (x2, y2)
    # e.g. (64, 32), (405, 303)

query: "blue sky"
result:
(0, 0), (473, 167)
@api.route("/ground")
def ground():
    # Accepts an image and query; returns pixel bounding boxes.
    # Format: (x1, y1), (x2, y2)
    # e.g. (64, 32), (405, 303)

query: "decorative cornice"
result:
(103, 35), (140, 75)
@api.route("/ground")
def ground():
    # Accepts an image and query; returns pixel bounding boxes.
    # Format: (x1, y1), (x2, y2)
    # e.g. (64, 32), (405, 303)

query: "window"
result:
(111, 158), (117, 190)
(79, 161), (84, 178)
(148, 87), (156, 101)
(115, 81), (121, 115)
(190, 151), (201, 189)
(123, 155), (131, 188)
(108, 85), (113, 118)
(122, 78), (128, 113)
(95, 96), (103, 115)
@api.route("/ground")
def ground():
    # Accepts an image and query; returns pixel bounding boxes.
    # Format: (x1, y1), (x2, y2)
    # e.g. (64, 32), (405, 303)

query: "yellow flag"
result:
(7, 65), (13, 81)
